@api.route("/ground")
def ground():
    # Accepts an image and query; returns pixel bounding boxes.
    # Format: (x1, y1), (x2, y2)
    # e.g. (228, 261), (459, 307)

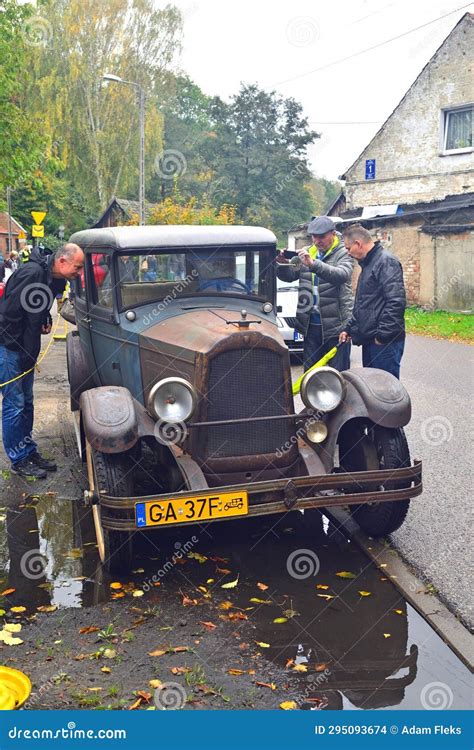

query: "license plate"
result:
(294, 331), (304, 342)
(135, 491), (249, 528)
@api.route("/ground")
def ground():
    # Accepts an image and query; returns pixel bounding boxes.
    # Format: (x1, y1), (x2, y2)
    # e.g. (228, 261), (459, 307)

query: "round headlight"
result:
(148, 377), (197, 423)
(306, 420), (328, 443)
(300, 367), (345, 413)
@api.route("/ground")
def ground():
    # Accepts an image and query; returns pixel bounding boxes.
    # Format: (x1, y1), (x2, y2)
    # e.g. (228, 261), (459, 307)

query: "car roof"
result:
(69, 225), (277, 251)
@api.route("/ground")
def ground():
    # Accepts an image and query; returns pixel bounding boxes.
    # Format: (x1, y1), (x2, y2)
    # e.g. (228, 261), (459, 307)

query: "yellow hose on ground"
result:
(0, 315), (61, 388)
(292, 345), (338, 396)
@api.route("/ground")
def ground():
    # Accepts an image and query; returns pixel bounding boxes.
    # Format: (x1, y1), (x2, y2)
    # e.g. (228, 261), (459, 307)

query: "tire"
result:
(340, 424), (411, 537)
(90, 449), (134, 574)
(66, 332), (95, 411)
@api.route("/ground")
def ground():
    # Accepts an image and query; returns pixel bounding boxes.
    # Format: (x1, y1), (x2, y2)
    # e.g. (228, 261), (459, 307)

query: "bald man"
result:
(0, 243), (84, 479)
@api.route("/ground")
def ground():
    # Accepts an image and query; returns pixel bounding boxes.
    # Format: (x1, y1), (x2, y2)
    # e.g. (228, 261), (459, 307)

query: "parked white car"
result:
(276, 277), (303, 360)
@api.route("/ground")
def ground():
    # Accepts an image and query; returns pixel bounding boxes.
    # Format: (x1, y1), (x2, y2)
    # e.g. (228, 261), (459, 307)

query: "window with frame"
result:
(443, 106), (473, 153)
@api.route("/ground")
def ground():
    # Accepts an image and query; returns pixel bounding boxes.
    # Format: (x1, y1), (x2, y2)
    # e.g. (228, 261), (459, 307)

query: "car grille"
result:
(203, 348), (291, 459)
(284, 317), (298, 328)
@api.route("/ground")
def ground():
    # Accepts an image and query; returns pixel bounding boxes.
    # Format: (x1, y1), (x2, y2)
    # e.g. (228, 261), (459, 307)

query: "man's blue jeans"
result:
(0, 345), (37, 465)
(362, 339), (405, 379)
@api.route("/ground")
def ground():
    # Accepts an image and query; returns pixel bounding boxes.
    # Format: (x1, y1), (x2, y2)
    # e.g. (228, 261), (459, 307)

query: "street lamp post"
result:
(102, 74), (145, 226)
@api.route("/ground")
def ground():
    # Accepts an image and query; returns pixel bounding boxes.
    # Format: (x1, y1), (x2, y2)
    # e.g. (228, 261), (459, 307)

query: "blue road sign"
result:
(365, 159), (376, 180)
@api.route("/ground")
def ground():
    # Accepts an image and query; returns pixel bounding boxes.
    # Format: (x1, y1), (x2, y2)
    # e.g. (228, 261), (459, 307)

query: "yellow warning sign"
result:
(31, 211), (47, 225)
(18, 230), (27, 239)
(32, 224), (45, 238)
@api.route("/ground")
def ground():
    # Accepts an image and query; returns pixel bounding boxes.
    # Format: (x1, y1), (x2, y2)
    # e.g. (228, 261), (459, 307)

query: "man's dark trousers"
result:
(0, 345), (38, 465)
(303, 323), (350, 372)
(362, 340), (405, 379)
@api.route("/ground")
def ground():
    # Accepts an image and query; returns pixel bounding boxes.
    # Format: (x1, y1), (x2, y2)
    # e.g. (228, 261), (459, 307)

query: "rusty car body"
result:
(67, 225), (422, 572)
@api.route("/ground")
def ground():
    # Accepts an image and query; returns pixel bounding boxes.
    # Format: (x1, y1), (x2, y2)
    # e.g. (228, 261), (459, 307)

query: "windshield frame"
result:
(114, 244), (276, 312)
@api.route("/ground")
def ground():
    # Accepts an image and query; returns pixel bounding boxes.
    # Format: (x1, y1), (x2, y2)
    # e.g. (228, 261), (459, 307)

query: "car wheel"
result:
(86, 444), (134, 574)
(339, 424), (410, 537)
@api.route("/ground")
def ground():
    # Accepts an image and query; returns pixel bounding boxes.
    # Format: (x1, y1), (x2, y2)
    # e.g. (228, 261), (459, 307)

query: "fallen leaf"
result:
(0, 609), (5, 616)
(170, 666), (192, 675)
(10, 606), (26, 613)
(314, 663), (328, 672)
(383, 633), (391, 639)
(132, 568), (145, 574)
(79, 626), (100, 635)
(187, 552), (207, 563)
(136, 691), (152, 702)
(358, 591), (372, 597)
(100, 667), (111, 674)
(249, 598), (271, 604)
(221, 575), (239, 589)
(210, 556), (229, 564)
(335, 571), (356, 579)
(316, 584), (329, 590)
(221, 612), (247, 621)
(132, 590), (144, 598)
(199, 621), (216, 631)
(37, 605), (58, 613)
(129, 697), (142, 711)
(285, 658), (294, 668)
(88, 687), (102, 692)
(110, 582), (123, 590)
(394, 609), (404, 615)
(148, 648), (167, 657)
(273, 617), (288, 624)
(0, 588), (15, 596)
(4, 623), (21, 633)
(379, 564), (387, 568)
(216, 567), (231, 575)
(228, 668), (246, 675)
(317, 594), (335, 601)
(103, 649), (117, 659)
(197, 586), (208, 594)
(206, 578), (215, 584)
(255, 681), (277, 690)
(218, 601), (233, 610)
(257, 582), (268, 591)
(280, 700), (298, 710)
(173, 646), (189, 653)
(292, 664), (307, 673)
(0, 631), (23, 645)
(111, 592), (125, 600)
(66, 548), (83, 559)
(380, 577), (388, 581)
(149, 679), (163, 689)
(255, 641), (270, 648)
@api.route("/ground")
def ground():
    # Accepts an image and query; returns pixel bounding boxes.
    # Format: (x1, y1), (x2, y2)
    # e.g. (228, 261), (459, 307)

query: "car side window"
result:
(90, 253), (113, 308)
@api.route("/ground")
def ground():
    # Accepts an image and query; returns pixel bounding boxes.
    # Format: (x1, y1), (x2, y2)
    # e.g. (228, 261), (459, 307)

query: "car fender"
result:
(80, 386), (139, 453)
(318, 367), (411, 469)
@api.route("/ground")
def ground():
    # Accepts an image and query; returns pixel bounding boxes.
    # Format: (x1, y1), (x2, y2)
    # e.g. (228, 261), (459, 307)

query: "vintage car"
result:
(67, 225), (422, 572)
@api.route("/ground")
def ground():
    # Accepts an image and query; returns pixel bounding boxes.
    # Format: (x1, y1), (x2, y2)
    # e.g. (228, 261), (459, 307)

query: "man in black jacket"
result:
(0, 243), (84, 478)
(339, 224), (406, 379)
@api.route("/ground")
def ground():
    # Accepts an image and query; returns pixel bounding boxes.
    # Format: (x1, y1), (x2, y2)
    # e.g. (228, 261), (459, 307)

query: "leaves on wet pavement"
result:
(221, 575), (239, 589)
(280, 700), (298, 710)
(358, 591), (372, 597)
(335, 571), (356, 579)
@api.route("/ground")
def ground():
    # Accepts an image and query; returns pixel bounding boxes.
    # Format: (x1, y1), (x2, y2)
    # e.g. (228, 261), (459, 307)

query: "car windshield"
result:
(116, 246), (274, 308)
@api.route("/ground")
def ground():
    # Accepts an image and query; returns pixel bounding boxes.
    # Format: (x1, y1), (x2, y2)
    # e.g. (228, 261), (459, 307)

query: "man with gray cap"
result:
(276, 216), (354, 371)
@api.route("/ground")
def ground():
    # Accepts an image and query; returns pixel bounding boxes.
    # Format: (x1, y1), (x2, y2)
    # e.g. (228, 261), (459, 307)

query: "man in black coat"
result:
(339, 224), (406, 379)
(0, 243), (84, 478)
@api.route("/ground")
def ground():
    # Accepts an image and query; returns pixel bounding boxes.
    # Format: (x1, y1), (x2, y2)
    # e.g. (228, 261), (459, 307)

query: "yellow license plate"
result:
(135, 491), (248, 528)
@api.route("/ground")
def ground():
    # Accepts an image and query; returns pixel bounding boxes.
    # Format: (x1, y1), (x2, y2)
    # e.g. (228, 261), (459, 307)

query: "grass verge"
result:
(405, 307), (473, 343)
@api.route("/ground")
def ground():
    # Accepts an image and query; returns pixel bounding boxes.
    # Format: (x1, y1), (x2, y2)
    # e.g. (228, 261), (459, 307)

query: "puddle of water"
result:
(0, 498), (471, 711)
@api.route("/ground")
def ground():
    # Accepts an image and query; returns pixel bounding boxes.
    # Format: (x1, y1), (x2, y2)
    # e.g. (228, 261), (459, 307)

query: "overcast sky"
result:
(174, 0), (473, 182)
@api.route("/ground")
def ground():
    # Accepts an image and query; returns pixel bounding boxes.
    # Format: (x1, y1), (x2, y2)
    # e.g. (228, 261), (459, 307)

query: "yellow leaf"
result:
(110, 582), (123, 590)
(228, 668), (246, 675)
(100, 667), (111, 673)
(335, 571), (356, 579)
(4, 623), (22, 632)
(206, 579), (215, 584)
(358, 591), (372, 597)
(10, 606), (26, 613)
(219, 601), (233, 610)
(249, 598), (271, 604)
(149, 679), (163, 689)
(383, 633), (391, 638)
(132, 568), (145, 574)
(280, 700), (298, 710)
(292, 664), (307, 672)
(255, 641), (270, 648)
(111, 592), (125, 599)
(221, 575), (239, 589)
(187, 552), (207, 563)
(148, 649), (167, 657)
(394, 609), (404, 615)
(316, 584), (329, 590)
(37, 605), (58, 613)
(132, 590), (144, 598)
(317, 594), (335, 601)
(103, 648), (116, 658)
(273, 617), (288, 624)
(379, 564), (387, 568)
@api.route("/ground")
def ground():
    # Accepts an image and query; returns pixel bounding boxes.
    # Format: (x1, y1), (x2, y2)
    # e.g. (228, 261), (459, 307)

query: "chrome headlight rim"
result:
(300, 366), (345, 413)
(147, 377), (197, 423)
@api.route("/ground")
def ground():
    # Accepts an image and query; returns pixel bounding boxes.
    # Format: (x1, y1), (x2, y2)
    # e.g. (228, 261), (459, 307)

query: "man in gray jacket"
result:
(276, 216), (354, 371)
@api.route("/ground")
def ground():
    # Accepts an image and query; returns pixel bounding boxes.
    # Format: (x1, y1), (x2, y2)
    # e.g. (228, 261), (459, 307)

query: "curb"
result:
(327, 508), (474, 672)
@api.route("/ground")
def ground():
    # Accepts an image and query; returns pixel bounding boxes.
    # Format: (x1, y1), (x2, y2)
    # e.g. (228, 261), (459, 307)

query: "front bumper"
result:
(87, 460), (422, 532)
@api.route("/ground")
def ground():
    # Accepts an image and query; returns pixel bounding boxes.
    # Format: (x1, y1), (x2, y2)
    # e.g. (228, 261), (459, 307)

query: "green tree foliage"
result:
(308, 177), (342, 215)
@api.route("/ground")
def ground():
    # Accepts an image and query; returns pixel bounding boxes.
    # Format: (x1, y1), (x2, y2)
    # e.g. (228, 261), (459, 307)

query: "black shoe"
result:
(11, 458), (47, 480)
(30, 451), (57, 472)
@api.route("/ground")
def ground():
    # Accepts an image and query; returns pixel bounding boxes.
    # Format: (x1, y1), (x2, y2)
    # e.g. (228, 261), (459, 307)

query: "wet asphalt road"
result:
(348, 336), (473, 631)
